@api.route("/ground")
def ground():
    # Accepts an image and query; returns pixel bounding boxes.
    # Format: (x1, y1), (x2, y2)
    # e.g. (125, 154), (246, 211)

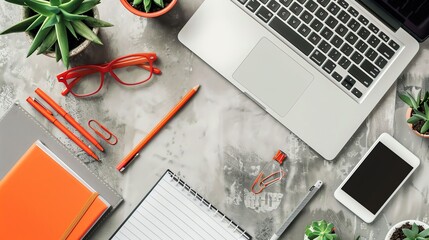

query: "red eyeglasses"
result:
(57, 53), (161, 97)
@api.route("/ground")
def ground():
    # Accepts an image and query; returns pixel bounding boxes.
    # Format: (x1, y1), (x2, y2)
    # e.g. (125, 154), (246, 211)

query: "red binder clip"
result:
(251, 150), (287, 194)
(88, 120), (118, 145)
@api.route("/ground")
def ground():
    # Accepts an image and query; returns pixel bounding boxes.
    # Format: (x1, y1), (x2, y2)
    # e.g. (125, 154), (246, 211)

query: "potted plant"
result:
(399, 90), (429, 138)
(384, 220), (429, 240)
(304, 220), (338, 240)
(120, 0), (178, 18)
(1, 0), (113, 68)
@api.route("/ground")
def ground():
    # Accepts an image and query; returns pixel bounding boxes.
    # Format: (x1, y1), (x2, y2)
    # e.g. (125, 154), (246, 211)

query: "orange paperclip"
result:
(88, 120), (118, 145)
(251, 150), (287, 194)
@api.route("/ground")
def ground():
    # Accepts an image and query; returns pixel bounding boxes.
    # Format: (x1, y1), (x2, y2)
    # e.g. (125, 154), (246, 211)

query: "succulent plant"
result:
(399, 90), (429, 111)
(305, 220), (338, 240)
(407, 102), (429, 134)
(132, 0), (164, 13)
(399, 90), (429, 134)
(1, 0), (113, 68)
(402, 223), (429, 240)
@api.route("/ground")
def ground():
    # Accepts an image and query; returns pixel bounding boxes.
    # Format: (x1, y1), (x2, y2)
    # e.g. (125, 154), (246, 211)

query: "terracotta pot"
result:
(406, 108), (429, 138)
(23, 7), (100, 59)
(385, 220), (429, 240)
(120, 0), (178, 18)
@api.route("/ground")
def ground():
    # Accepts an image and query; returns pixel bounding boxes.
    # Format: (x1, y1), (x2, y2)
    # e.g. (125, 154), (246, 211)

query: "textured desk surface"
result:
(1, 1), (428, 239)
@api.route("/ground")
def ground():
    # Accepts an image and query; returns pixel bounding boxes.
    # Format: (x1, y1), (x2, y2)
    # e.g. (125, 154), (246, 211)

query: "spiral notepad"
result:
(111, 170), (251, 240)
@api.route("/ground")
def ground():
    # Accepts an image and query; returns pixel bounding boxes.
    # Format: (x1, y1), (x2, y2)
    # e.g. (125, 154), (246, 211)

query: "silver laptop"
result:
(178, 0), (427, 160)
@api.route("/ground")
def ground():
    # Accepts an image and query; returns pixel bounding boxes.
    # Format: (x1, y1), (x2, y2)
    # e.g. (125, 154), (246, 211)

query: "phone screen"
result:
(341, 142), (413, 214)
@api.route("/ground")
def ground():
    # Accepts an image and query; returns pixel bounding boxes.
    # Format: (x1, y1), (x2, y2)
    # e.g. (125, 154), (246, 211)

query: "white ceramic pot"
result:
(385, 220), (429, 240)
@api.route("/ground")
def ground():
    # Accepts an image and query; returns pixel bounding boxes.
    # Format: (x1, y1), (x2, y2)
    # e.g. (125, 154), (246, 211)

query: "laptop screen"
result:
(373, 0), (429, 41)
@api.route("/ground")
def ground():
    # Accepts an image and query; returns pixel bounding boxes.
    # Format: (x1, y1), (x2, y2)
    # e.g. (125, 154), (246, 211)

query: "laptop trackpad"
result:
(233, 38), (314, 117)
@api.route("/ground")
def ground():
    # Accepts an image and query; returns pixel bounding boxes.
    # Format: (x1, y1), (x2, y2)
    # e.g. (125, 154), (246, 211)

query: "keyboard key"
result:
(318, 40), (332, 53)
(358, 15), (369, 25)
(278, 7), (291, 20)
(342, 79), (354, 90)
(310, 19), (323, 32)
(269, 17), (315, 56)
(368, 23), (379, 34)
(348, 7), (359, 17)
(305, 0), (318, 12)
(246, 0), (261, 12)
(365, 48), (378, 61)
(337, 0), (348, 8)
(379, 31), (389, 42)
(345, 76), (356, 85)
(345, 32), (358, 45)
(348, 65), (373, 87)
(357, 27), (370, 40)
(300, 10), (314, 24)
(323, 59), (337, 73)
(367, 35), (380, 48)
(332, 71), (343, 81)
(328, 48), (341, 61)
(351, 51), (364, 64)
(375, 56), (387, 69)
(338, 10), (351, 23)
(327, 2), (340, 15)
(361, 59), (380, 78)
(321, 27), (334, 40)
(339, 56), (351, 69)
(256, 6), (274, 22)
(335, 24), (348, 37)
(260, 0), (269, 3)
(298, 24), (312, 37)
(290, 3), (304, 15)
(325, 16), (339, 29)
(330, 35), (344, 48)
(356, 40), (368, 53)
(310, 49), (327, 65)
(238, 0), (248, 5)
(389, 40), (400, 50)
(308, 32), (322, 45)
(280, 0), (293, 7)
(267, 0), (281, 12)
(347, 19), (360, 31)
(297, 0), (307, 4)
(317, 0), (330, 7)
(315, 8), (329, 20)
(351, 88), (362, 98)
(377, 43), (394, 59)
(340, 43), (353, 56)
(288, 15), (301, 28)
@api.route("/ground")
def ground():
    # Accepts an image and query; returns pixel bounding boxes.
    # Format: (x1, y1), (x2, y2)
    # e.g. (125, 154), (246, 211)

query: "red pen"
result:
(26, 97), (100, 161)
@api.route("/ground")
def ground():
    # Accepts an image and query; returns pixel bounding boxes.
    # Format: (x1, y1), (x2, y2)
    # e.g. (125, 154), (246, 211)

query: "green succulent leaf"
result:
(59, 0), (84, 12)
(421, 121), (429, 134)
(407, 115), (421, 124)
(71, 20), (102, 45)
(55, 21), (69, 68)
(25, 0), (60, 15)
(0, 14), (40, 34)
(50, 0), (61, 6)
(418, 228), (429, 237)
(403, 229), (415, 238)
(399, 93), (414, 108)
(64, 21), (77, 39)
(144, 0), (151, 12)
(25, 14), (46, 31)
(27, 17), (53, 57)
(55, 43), (61, 62)
(407, 92), (419, 110)
(60, 9), (88, 21)
(416, 90), (422, 107)
(73, 0), (100, 14)
(5, 0), (26, 6)
(84, 17), (113, 27)
(133, 0), (143, 5)
(153, 0), (164, 8)
(423, 91), (429, 103)
(42, 15), (59, 30)
(37, 28), (57, 54)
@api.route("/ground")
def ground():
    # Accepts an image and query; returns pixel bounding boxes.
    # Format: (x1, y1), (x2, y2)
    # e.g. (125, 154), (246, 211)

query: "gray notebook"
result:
(0, 103), (123, 209)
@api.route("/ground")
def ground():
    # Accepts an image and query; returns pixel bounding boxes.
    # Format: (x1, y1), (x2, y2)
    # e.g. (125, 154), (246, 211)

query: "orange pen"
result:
(26, 97), (100, 161)
(35, 88), (104, 152)
(116, 85), (200, 172)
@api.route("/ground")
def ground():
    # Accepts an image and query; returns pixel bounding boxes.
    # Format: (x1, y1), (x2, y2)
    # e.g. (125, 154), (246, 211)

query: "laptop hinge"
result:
(357, 0), (402, 32)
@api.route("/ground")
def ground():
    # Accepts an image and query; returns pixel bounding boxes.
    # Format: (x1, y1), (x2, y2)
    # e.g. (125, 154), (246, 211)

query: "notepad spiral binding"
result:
(168, 171), (252, 240)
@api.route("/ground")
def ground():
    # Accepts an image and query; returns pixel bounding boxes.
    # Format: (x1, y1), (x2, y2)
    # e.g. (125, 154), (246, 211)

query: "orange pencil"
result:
(116, 85), (200, 172)
(27, 97), (100, 161)
(35, 88), (104, 152)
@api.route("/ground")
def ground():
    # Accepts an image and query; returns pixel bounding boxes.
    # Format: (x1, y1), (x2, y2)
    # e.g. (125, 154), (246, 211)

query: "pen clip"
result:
(33, 98), (53, 116)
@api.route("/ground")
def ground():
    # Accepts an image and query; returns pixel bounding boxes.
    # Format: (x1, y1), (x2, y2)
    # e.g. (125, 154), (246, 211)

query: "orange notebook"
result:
(0, 141), (109, 240)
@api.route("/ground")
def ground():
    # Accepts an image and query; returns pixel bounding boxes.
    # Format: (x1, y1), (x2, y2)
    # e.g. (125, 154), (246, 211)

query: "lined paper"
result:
(111, 171), (251, 240)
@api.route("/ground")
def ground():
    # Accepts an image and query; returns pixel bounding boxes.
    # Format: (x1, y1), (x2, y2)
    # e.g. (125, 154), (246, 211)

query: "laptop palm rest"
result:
(233, 38), (314, 117)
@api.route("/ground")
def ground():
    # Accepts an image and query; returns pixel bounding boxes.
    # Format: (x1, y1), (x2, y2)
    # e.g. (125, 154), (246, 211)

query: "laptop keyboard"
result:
(234, 0), (402, 101)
